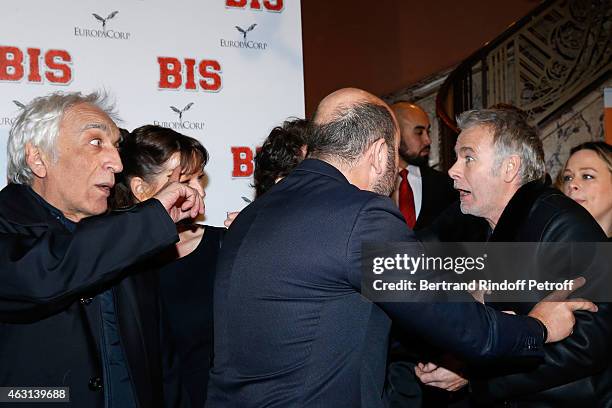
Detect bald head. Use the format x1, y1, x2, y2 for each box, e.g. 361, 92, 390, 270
308, 88, 399, 195
390, 101, 432, 167
308, 88, 398, 165
314, 88, 389, 125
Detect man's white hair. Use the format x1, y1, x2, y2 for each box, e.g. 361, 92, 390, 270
7, 91, 117, 185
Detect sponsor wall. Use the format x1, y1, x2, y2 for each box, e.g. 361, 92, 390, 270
0, 0, 304, 225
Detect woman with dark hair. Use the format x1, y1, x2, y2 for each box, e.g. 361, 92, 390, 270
252, 118, 308, 198
224, 118, 308, 227
111, 125, 223, 407
558, 141, 612, 238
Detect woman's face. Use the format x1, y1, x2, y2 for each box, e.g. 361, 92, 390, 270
562, 149, 612, 224
133, 152, 206, 202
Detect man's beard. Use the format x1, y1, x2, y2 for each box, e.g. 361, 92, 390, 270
399, 146, 429, 167
373, 146, 397, 196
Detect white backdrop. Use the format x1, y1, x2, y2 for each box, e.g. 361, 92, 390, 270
0, 0, 304, 225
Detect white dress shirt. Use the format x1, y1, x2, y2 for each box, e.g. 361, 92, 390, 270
392, 164, 422, 219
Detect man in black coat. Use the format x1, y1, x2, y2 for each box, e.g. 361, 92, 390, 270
206, 88, 593, 408
415, 108, 611, 407
0, 91, 203, 407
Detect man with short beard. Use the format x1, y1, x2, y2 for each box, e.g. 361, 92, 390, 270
206, 88, 589, 408
390, 102, 457, 230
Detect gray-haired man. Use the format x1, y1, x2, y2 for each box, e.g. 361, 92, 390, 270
416, 108, 611, 406
0, 91, 202, 407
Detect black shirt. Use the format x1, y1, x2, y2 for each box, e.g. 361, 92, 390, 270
157, 225, 224, 408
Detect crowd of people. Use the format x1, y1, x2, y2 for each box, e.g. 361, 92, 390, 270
0, 89, 610, 408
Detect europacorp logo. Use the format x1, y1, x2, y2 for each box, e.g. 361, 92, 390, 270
153, 102, 206, 130
1, 100, 25, 128
220, 23, 268, 50
74, 11, 132, 40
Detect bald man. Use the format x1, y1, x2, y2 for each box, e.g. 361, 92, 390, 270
390, 102, 457, 230
206, 88, 588, 408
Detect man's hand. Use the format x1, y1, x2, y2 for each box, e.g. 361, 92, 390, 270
528, 277, 598, 343
154, 182, 204, 223
415, 362, 468, 392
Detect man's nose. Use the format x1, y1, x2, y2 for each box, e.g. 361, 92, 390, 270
423, 130, 432, 146
448, 160, 461, 180
105, 146, 123, 174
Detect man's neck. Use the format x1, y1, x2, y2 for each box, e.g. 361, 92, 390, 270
486, 185, 521, 231
30, 180, 80, 223
320, 157, 370, 191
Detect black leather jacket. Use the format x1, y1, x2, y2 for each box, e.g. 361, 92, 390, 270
470, 181, 611, 407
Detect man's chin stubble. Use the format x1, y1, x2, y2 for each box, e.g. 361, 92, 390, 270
406, 155, 429, 167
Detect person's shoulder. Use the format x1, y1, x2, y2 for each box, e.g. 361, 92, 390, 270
355, 194, 410, 230
534, 188, 606, 241
0, 183, 46, 226
0, 183, 28, 201
536, 187, 588, 216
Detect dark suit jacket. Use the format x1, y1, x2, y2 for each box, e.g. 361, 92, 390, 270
470, 181, 611, 407
0, 184, 181, 408
206, 159, 546, 408
414, 165, 458, 231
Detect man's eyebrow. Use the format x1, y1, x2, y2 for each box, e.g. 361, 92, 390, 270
456, 146, 475, 154
80, 123, 108, 133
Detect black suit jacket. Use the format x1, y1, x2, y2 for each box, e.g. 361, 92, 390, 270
0, 184, 181, 408
470, 181, 611, 407
207, 159, 546, 408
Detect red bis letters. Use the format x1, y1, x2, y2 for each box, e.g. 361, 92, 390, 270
232, 147, 254, 177
158, 57, 222, 92
232, 146, 265, 177
226, 0, 283, 12
0, 46, 72, 84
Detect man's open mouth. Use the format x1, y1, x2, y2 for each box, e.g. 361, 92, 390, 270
455, 187, 471, 198
96, 183, 113, 195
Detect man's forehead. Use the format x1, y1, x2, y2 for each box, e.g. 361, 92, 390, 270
397, 108, 429, 128
62, 103, 117, 134
456, 126, 493, 150
64, 103, 114, 125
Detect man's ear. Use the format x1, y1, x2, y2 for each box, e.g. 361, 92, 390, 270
25, 143, 47, 178
368, 138, 387, 175
503, 155, 521, 183
129, 177, 148, 202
